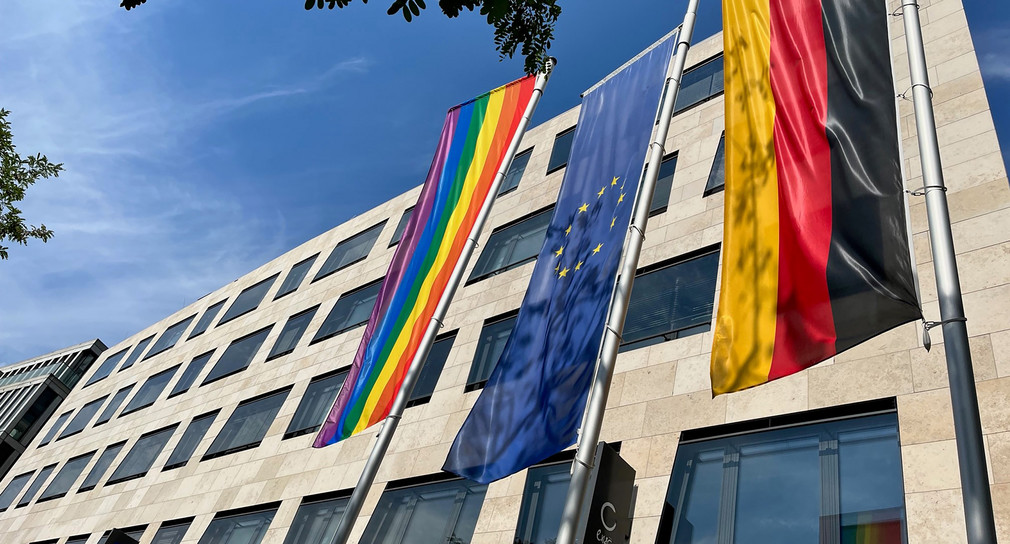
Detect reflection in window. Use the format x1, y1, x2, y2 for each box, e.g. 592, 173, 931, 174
107, 425, 178, 485
314, 221, 387, 282
275, 255, 319, 300
79, 441, 126, 492
39, 451, 96, 502
16, 463, 55, 508
468, 207, 552, 283
282, 494, 349, 544
84, 348, 129, 387
466, 312, 517, 392
218, 274, 280, 326
267, 306, 319, 360
360, 478, 487, 544
152, 518, 193, 544
203, 388, 290, 460
57, 395, 108, 440
189, 300, 226, 340
95, 385, 134, 426
0, 471, 33, 511
704, 133, 726, 196
202, 327, 273, 386
408, 331, 456, 407
198, 505, 277, 544
170, 351, 214, 397
311, 280, 383, 343
674, 55, 724, 114
164, 411, 219, 470
145, 314, 197, 359
514, 462, 572, 544
38, 411, 72, 447
120, 365, 181, 417
389, 207, 414, 247
118, 335, 155, 372
649, 153, 678, 215
285, 371, 347, 439
547, 127, 576, 173
500, 148, 532, 195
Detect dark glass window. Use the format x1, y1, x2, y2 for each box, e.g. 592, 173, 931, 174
704, 133, 726, 196
284, 371, 347, 439
407, 331, 456, 407
96, 385, 134, 426
189, 300, 226, 340
84, 348, 129, 387
10, 388, 58, 441
313, 221, 387, 282
145, 315, 197, 359
267, 306, 319, 360
66, 535, 90, 544
57, 395, 108, 440
202, 327, 273, 386
218, 274, 280, 326
107, 425, 178, 485
621, 250, 720, 352
152, 518, 193, 544
120, 365, 181, 417
0, 471, 33, 511
275, 254, 319, 300
282, 494, 349, 544
514, 461, 572, 544
674, 55, 724, 114
388, 207, 414, 247
657, 413, 906, 544
118, 335, 155, 372
547, 127, 576, 173
650, 153, 678, 215
164, 411, 219, 471
79, 442, 126, 492
16, 463, 56, 508
311, 280, 382, 343
500, 148, 532, 195
466, 312, 517, 392
360, 478, 487, 544
197, 504, 278, 544
38, 451, 96, 502
468, 206, 553, 283
203, 388, 290, 460
38, 410, 72, 447
169, 351, 214, 398
97, 526, 146, 544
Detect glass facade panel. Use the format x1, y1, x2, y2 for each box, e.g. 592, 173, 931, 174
704, 133, 726, 196
57, 395, 108, 440
16, 464, 55, 507
66, 536, 90, 544
407, 332, 455, 406
468, 207, 553, 282
38, 411, 72, 447
84, 348, 129, 387
118, 335, 155, 372
145, 315, 197, 359
282, 496, 348, 544
650, 154, 678, 215
96, 385, 134, 426
107, 425, 178, 485
121, 365, 180, 417
189, 300, 226, 339
169, 351, 214, 397
152, 520, 193, 544
514, 462, 572, 544
285, 371, 347, 439
202, 327, 272, 385
267, 306, 319, 360
39, 451, 96, 501
500, 148, 532, 195
204, 389, 290, 460
311, 280, 382, 343
0, 471, 33, 511
98, 527, 146, 544
218, 274, 279, 326
389, 208, 414, 247
275, 255, 318, 299
79, 442, 126, 492
673, 55, 724, 114
197, 507, 277, 544
165, 411, 219, 470
547, 127, 576, 172
314, 221, 387, 281
360, 478, 487, 544
466, 314, 517, 391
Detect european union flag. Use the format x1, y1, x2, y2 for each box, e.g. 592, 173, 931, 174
444, 35, 675, 484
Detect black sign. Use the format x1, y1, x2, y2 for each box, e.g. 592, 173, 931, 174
578, 442, 636, 544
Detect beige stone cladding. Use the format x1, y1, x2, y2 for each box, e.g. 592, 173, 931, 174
1, 0, 1008, 541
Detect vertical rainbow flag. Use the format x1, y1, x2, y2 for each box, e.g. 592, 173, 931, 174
313, 75, 536, 447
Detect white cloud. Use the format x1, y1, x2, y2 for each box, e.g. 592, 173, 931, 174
975, 28, 1010, 83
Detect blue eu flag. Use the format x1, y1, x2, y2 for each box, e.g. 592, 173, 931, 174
444, 35, 675, 484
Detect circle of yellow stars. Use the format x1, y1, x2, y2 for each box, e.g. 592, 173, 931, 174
553, 175, 628, 279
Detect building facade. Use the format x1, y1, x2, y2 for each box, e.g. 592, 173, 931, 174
1, 0, 1008, 542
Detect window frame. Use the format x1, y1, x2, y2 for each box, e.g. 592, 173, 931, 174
266, 305, 321, 361
168, 350, 215, 398
119, 364, 181, 418
163, 410, 220, 471
78, 441, 127, 493
83, 347, 129, 388
201, 326, 274, 387
152, 517, 194, 544
56, 395, 109, 441
38, 450, 97, 502
406, 330, 457, 408
274, 254, 320, 300
202, 386, 292, 461
499, 147, 534, 196
117, 334, 155, 372
38, 410, 72, 447
648, 152, 679, 216
188, 300, 226, 340
144, 314, 198, 360
312, 220, 388, 283
0, 470, 34, 512
197, 502, 280, 544
704, 132, 726, 197
466, 205, 554, 285
106, 424, 179, 486
282, 490, 352, 544
309, 278, 384, 344
95, 384, 135, 426
216, 273, 280, 327
283, 368, 349, 440
672, 53, 725, 115
465, 310, 519, 392
546, 126, 576, 174
388, 207, 415, 247
15, 463, 56, 508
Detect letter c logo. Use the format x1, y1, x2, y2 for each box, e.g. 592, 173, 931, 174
600, 502, 617, 532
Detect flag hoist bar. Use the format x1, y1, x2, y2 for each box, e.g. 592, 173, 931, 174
899, 1, 998, 542
553, 1, 699, 543
327, 59, 555, 544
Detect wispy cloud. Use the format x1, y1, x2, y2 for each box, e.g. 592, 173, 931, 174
976, 28, 1010, 82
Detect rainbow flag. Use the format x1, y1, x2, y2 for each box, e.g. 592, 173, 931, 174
313, 75, 537, 447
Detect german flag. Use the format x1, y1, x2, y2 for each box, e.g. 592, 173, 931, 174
711, 0, 922, 395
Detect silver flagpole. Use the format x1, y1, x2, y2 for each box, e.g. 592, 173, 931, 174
329, 59, 555, 544
898, 2, 997, 542
554, 1, 699, 542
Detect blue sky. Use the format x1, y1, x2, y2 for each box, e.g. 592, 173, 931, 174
0, 0, 1006, 364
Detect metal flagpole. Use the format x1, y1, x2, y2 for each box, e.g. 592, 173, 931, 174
898, 1, 997, 543
554, 1, 699, 542
329, 59, 555, 544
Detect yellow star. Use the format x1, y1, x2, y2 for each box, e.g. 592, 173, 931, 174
618, 192, 625, 204
554, 245, 564, 257
575, 260, 583, 271
578, 203, 589, 213
593, 243, 603, 254
610, 217, 616, 229
559, 267, 570, 278
611, 176, 619, 186
597, 186, 606, 198
565, 224, 571, 236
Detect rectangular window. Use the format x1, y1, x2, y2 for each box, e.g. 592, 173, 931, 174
275, 254, 319, 300
388, 207, 414, 247
217, 274, 280, 326
284, 370, 347, 439
79, 441, 126, 492
674, 54, 724, 114
267, 306, 320, 361
313, 221, 387, 282
0, 471, 33, 511
466, 312, 518, 392
704, 132, 726, 196
407, 331, 456, 407
98, 526, 147, 544
189, 300, 226, 340
145, 314, 197, 359
621, 249, 720, 352
120, 365, 181, 417
107, 425, 178, 485
500, 148, 532, 195
38, 410, 72, 447
152, 518, 193, 544
547, 127, 576, 173
38, 450, 96, 502
197, 503, 278, 544
57, 395, 108, 440
169, 351, 214, 398
514, 461, 573, 544
16, 463, 56, 508
95, 384, 134, 426
117, 335, 155, 372
164, 411, 219, 471
468, 206, 553, 283
649, 153, 678, 216
202, 327, 273, 386
360, 477, 487, 544
203, 387, 290, 460
310, 279, 382, 344
84, 348, 129, 387
66, 536, 90, 544
282, 492, 349, 544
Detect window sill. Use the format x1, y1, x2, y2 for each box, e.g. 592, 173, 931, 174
282, 426, 320, 441
105, 471, 148, 487
201, 441, 262, 462
311, 256, 369, 284
309, 321, 367, 346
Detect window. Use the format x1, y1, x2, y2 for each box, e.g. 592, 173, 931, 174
500, 148, 532, 195
468, 206, 553, 283
145, 314, 197, 359
57, 395, 108, 440
95, 384, 134, 426
79, 441, 126, 492
16, 463, 56, 508
621, 249, 720, 351
274, 254, 318, 300
514, 461, 572, 544
311, 280, 382, 343
0, 471, 33, 511
38, 410, 72, 447
153, 518, 193, 544
97, 526, 147, 544
674, 54, 724, 114
197, 503, 278, 544
84, 348, 129, 387
203, 388, 290, 460
284, 371, 347, 439
217, 274, 279, 326
189, 300, 226, 339
164, 411, 219, 471
313, 221, 387, 282
704, 132, 726, 196
107, 425, 178, 485
649, 153, 678, 215
66, 535, 90, 544
656, 408, 907, 544
170, 351, 214, 398
360, 477, 487, 544
38, 450, 96, 502
118, 335, 155, 372
407, 331, 456, 407
388, 207, 414, 247
120, 365, 181, 417
466, 312, 517, 392
267, 306, 319, 360
202, 327, 273, 386
547, 127, 576, 173
282, 492, 350, 544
